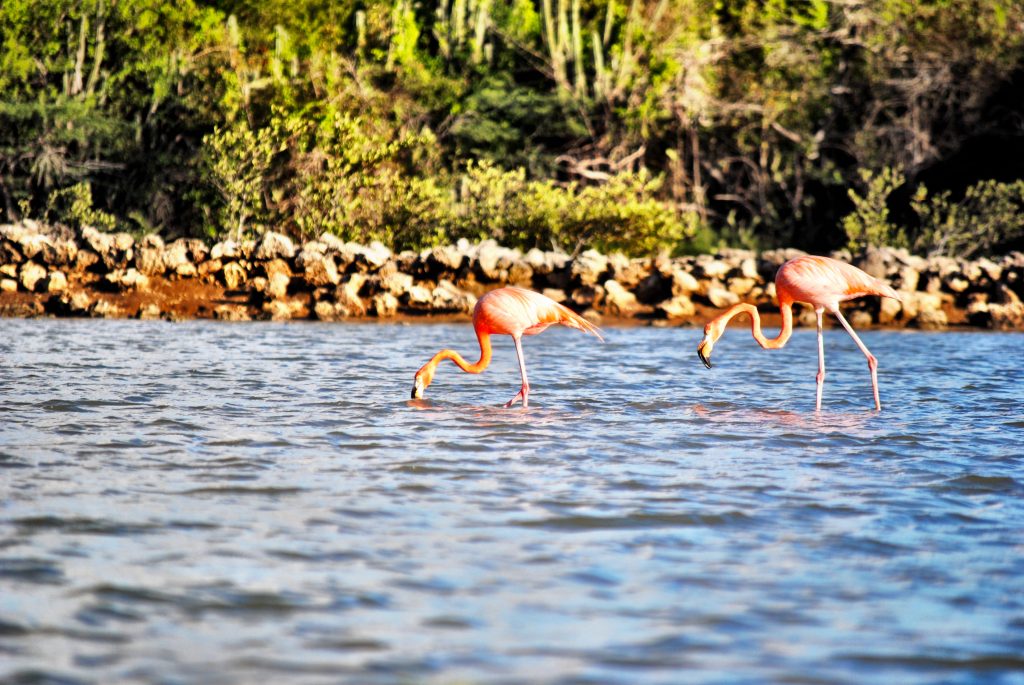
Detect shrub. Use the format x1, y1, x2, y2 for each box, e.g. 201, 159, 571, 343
43, 182, 117, 231
201, 118, 290, 240
842, 167, 1024, 258
842, 167, 908, 254
203, 112, 703, 255
911, 179, 1024, 258
451, 161, 697, 255
284, 111, 449, 250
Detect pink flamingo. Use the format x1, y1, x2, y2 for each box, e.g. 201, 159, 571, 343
696, 255, 902, 410
412, 286, 602, 407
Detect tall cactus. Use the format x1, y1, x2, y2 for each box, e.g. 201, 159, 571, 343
435, 0, 493, 65
538, 0, 649, 106
471, 0, 493, 64
541, 0, 568, 90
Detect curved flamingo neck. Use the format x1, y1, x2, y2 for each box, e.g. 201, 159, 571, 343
714, 302, 793, 350
429, 330, 493, 375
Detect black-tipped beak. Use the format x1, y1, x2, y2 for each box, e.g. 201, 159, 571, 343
697, 345, 713, 369
411, 385, 418, 399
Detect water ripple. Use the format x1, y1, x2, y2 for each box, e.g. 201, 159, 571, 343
0, 320, 1022, 685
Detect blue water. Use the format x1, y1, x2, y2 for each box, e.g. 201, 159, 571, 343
1, 319, 1022, 684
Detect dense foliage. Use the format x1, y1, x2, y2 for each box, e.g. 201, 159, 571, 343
2, 0, 1023, 256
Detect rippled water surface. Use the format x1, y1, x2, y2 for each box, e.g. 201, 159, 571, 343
1, 318, 1023, 685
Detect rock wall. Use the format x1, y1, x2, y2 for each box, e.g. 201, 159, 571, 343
2, 221, 1023, 329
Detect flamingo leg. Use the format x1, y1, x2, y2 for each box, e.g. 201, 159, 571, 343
815, 307, 825, 411
832, 309, 881, 411
504, 336, 530, 408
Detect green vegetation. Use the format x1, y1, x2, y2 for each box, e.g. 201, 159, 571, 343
845, 168, 1024, 259
2, 0, 1023, 256
842, 167, 908, 256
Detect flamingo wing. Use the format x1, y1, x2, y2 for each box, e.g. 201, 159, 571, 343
476, 287, 603, 340
778, 256, 901, 308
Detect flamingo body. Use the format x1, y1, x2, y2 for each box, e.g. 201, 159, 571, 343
697, 255, 902, 410
775, 255, 900, 311
412, 286, 602, 407
474, 287, 592, 338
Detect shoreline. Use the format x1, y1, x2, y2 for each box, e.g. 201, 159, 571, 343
2, 221, 1022, 331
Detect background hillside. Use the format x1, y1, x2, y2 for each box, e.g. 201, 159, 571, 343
2, 0, 1023, 256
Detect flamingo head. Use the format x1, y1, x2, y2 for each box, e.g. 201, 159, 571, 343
696, 322, 722, 369
411, 365, 434, 399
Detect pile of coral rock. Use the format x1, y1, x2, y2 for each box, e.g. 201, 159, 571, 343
1, 221, 1022, 329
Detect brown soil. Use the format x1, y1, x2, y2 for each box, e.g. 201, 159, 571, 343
0, 278, 976, 330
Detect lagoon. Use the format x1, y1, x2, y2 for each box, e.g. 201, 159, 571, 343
1, 319, 1022, 684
